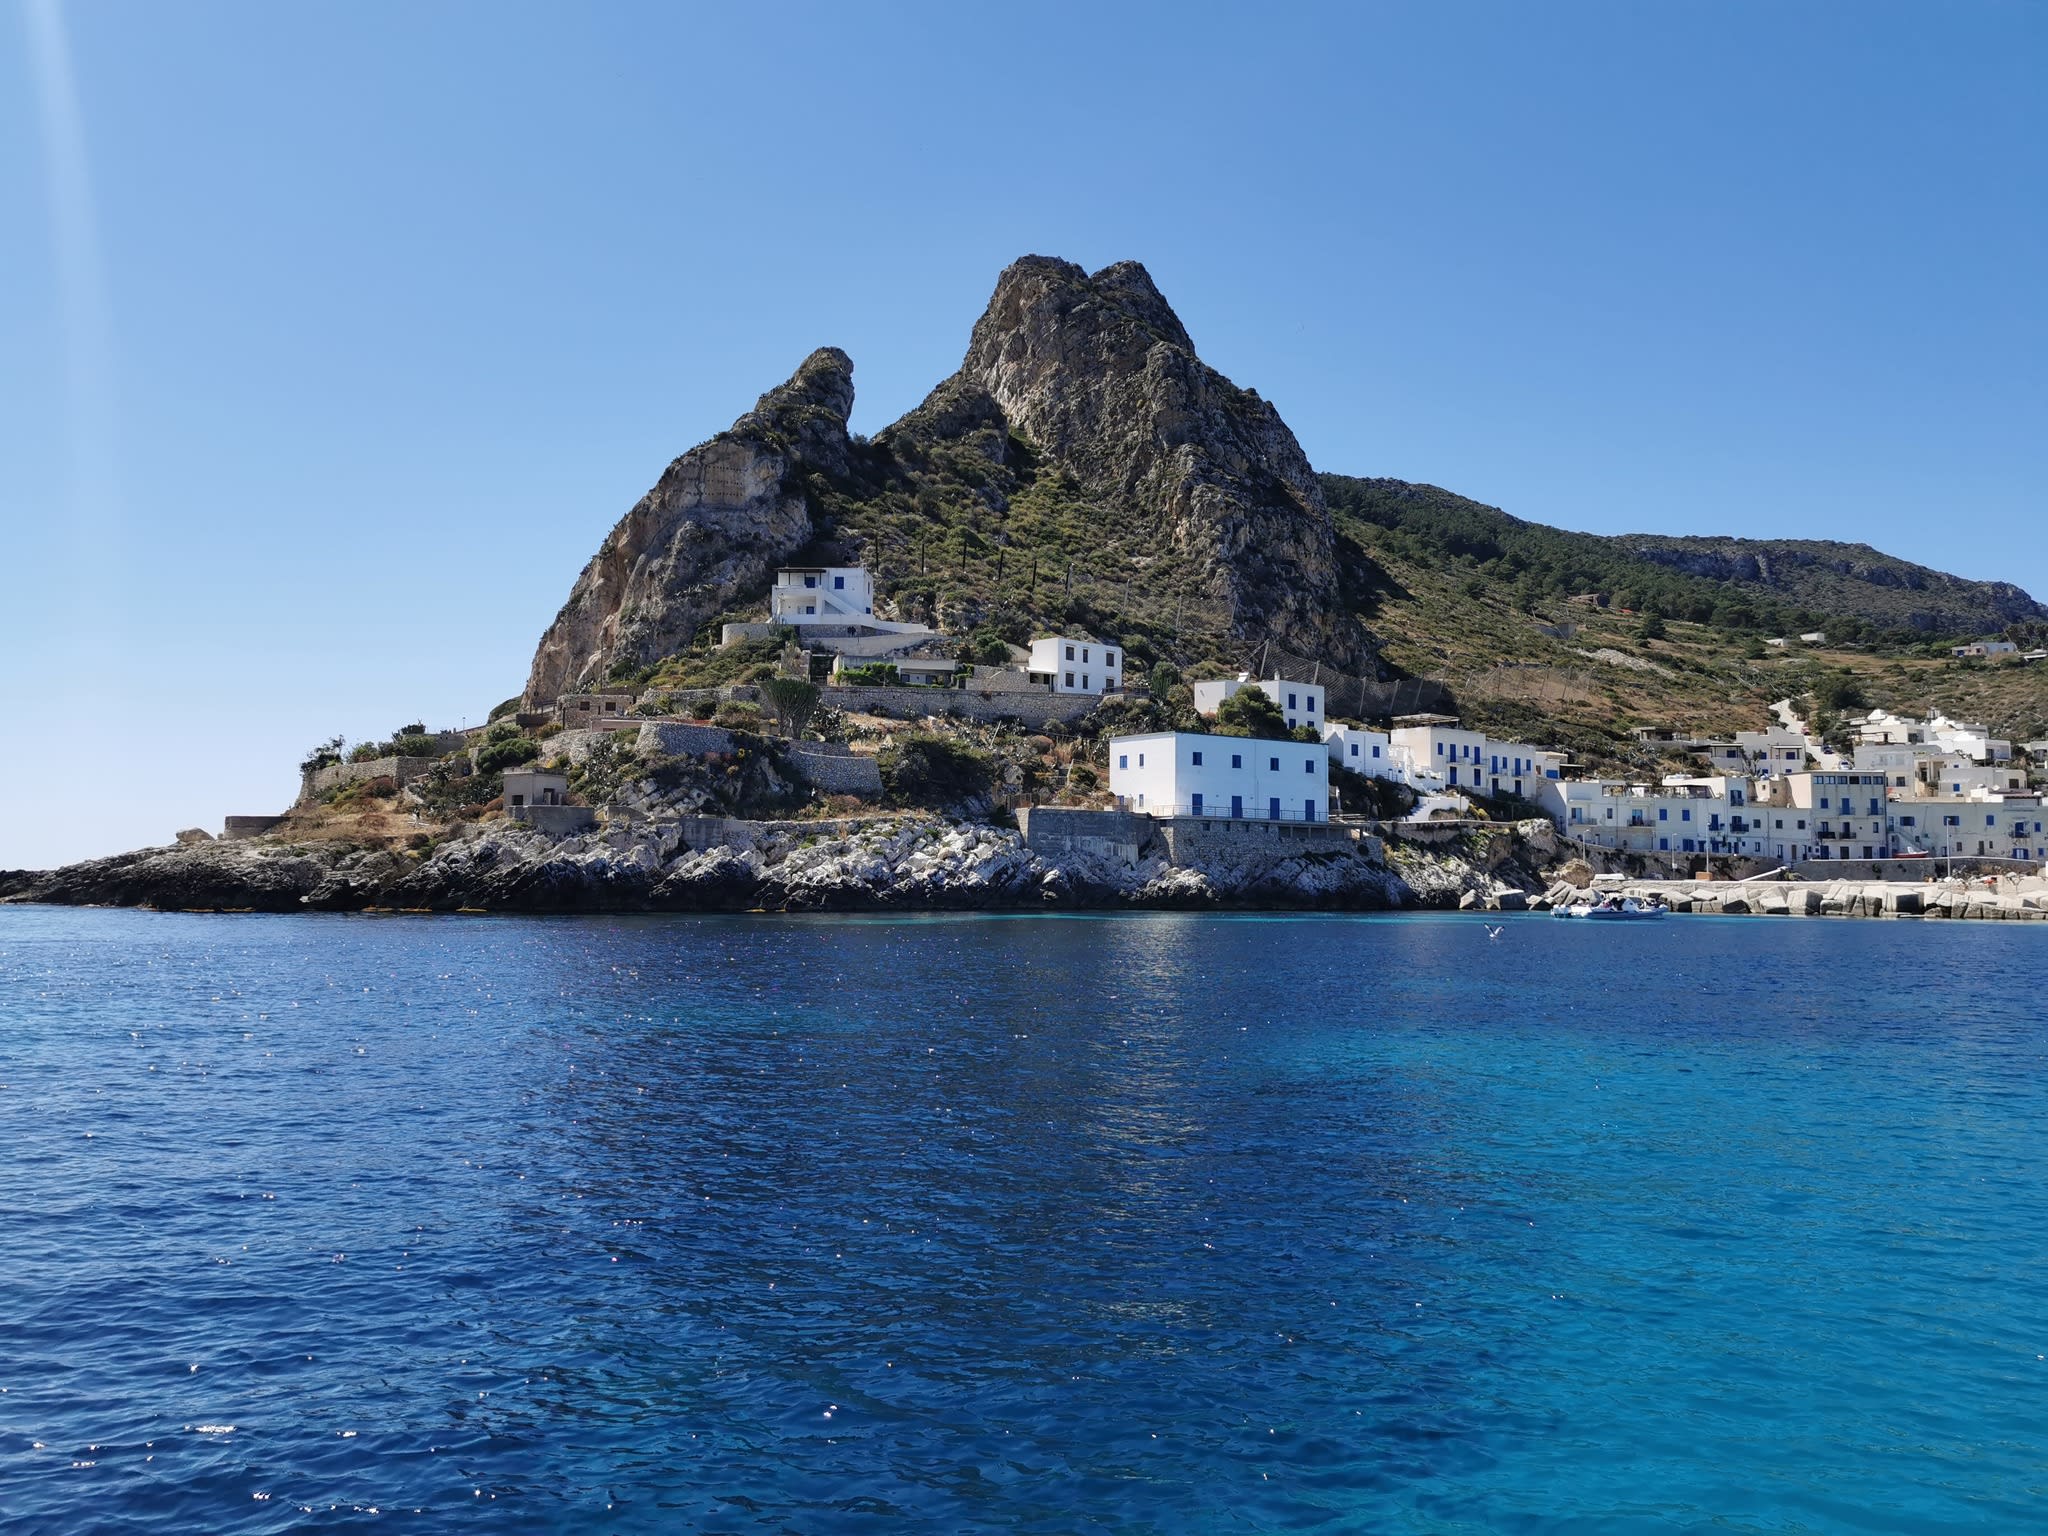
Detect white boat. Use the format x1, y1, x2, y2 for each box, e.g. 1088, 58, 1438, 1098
1552, 896, 1669, 920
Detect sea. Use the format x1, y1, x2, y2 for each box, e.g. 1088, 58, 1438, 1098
1, 906, 2044, 1533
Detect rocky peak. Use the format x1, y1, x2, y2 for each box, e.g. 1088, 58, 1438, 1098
521, 349, 853, 705
939, 256, 1370, 670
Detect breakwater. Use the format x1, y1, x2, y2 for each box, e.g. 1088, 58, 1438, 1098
1545, 872, 2048, 920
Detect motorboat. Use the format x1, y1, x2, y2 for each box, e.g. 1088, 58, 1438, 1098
1552, 895, 1669, 920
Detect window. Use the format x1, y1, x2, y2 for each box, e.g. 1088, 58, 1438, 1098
1268, 757, 1279, 771
1303, 759, 1314, 773
1192, 751, 1203, 766
1064, 672, 1074, 687
804, 574, 817, 588
1819, 796, 1830, 809
1082, 649, 1091, 663
1105, 651, 1116, 667
1658, 837, 1668, 851
1307, 696, 1317, 713
511, 794, 526, 807
1118, 754, 1128, 769
1900, 816, 1916, 827
1681, 809, 1692, 822
1082, 676, 1090, 690
1658, 808, 1668, 821
1231, 753, 1242, 769
833, 575, 844, 589
1288, 693, 1298, 710
1372, 746, 1380, 758
805, 604, 816, 615
1350, 743, 1360, 757
1137, 753, 1145, 767
1065, 645, 1075, 661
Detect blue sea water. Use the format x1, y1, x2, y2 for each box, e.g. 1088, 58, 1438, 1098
1, 908, 2044, 1533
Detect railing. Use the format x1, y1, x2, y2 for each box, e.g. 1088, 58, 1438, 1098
1121, 800, 1331, 825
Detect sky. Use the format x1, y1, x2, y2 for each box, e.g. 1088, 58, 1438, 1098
2, 1, 2042, 870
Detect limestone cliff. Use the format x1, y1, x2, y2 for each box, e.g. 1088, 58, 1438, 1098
524, 257, 1380, 705
522, 348, 855, 705
936, 256, 1370, 668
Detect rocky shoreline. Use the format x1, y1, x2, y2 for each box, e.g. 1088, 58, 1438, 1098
0, 816, 1552, 917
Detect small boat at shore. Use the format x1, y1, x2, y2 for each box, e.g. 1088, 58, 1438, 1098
1553, 896, 1669, 920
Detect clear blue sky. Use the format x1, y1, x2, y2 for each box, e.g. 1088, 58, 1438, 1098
3, 1, 2042, 869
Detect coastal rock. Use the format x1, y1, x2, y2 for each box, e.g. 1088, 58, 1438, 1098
523, 348, 857, 705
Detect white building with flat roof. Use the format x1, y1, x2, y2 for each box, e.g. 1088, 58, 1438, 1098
1027, 636, 1122, 695
1191, 675, 1324, 731
1109, 731, 1328, 823
1323, 723, 1398, 779
771, 565, 875, 625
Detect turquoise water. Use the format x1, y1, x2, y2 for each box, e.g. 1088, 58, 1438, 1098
1, 907, 2044, 1532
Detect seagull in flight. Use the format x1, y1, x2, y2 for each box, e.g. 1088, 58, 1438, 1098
1485, 925, 1504, 940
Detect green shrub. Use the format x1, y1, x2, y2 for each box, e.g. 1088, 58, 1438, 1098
760, 677, 821, 736
713, 701, 764, 731
878, 734, 993, 807
838, 662, 900, 686
1213, 685, 1290, 740
388, 732, 439, 758
475, 735, 541, 773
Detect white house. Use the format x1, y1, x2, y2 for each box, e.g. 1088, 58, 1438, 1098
1799, 631, 1828, 645
1027, 636, 1122, 695
1952, 640, 2019, 659
1755, 771, 1893, 863
1542, 775, 1764, 859
1323, 723, 1399, 779
503, 768, 569, 809
771, 566, 875, 625
1891, 789, 2045, 862
1388, 720, 1491, 792
1109, 731, 1329, 823
1191, 675, 1324, 731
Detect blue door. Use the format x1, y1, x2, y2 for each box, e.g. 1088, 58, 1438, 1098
1268, 797, 1280, 821
1191, 792, 1203, 816
1230, 794, 1242, 819
1305, 799, 1316, 821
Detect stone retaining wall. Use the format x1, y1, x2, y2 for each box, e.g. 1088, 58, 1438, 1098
1157, 816, 1364, 863
1017, 807, 1156, 863
301, 755, 443, 803
786, 746, 883, 795
510, 804, 598, 836
822, 684, 1097, 727
221, 815, 285, 840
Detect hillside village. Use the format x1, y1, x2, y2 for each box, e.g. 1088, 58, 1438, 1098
234, 555, 2048, 893
12, 254, 2048, 914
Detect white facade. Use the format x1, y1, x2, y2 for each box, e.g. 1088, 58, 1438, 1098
1389, 722, 1491, 793
1191, 675, 1324, 731
771, 566, 875, 624
503, 769, 569, 809
1109, 731, 1328, 823
1755, 771, 1893, 863
1545, 775, 1764, 858
1028, 636, 1122, 695
1891, 791, 2046, 861
1953, 640, 2019, 658
1323, 724, 1398, 779
1799, 631, 1828, 644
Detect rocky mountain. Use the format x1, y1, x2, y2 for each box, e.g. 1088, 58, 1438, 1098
526, 255, 2039, 710
524, 257, 1374, 703
1324, 476, 2045, 640
1610, 535, 2046, 635
524, 348, 856, 705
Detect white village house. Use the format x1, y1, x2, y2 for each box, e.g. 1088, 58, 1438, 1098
1027, 636, 1123, 695
1109, 732, 1329, 823
771, 565, 876, 625
1191, 675, 1324, 732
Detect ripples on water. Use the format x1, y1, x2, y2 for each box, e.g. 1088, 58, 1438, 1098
1, 908, 2044, 1532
